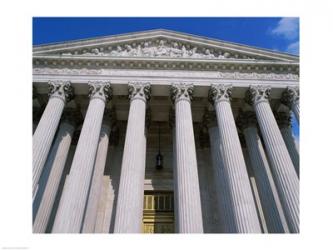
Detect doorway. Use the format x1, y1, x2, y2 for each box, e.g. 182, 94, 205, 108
142, 191, 174, 233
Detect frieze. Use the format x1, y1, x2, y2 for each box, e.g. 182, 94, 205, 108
58, 39, 256, 60
33, 67, 299, 81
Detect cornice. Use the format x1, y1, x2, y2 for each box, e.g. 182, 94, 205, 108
33, 56, 299, 75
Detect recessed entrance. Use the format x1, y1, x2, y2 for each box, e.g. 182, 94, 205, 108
142, 191, 174, 233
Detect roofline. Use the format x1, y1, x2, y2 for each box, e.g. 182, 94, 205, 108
33, 28, 299, 61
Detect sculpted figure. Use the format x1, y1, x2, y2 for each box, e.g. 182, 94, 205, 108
223, 52, 231, 58
155, 39, 169, 56
181, 45, 189, 57
170, 42, 182, 57
204, 49, 215, 59
136, 44, 143, 57
91, 48, 100, 55
190, 47, 200, 58
217, 51, 225, 59
142, 41, 154, 56
125, 44, 136, 56
110, 45, 123, 56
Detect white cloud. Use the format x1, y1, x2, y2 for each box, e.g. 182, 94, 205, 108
271, 17, 299, 40
286, 41, 299, 55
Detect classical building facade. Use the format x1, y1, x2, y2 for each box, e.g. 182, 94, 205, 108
32, 29, 299, 233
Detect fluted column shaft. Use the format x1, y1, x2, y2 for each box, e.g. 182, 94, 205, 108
281, 128, 299, 176
33, 118, 76, 233
275, 112, 299, 177
82, 124, 111, 233
237, 111, 289, 233
246, 85, 299, 233
170, 83, 203, 233
169, 110, 179, 231
33, 81, 73, 198
52, 82, 112, 233
113, 82, 151, 233
207, 125, 235, 232
208, 84, 261, 233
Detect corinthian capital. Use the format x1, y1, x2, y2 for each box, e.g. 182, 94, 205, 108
208, 84, 232, 105
281, 86, 299, 108
245, 85, 271, 105
236, 110, 257, 130
48, 80, 74, 103
170, 83, 194, 104
128, 82, 151, 102
88, 81, 112, 102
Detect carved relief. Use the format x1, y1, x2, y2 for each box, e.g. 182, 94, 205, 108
219, 72, 299, 80
48, 80, 74, 102
59, 39, 258, 60
208, 84, 232, 104
245, 85, 271, 105
88, 81, 112, 102
33, 67, 299, 81
170, 83, 194, 103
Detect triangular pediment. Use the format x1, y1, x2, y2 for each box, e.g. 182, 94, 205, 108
33, 29, 298, 62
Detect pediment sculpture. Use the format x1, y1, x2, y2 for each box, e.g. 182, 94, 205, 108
61, 39, 245, 60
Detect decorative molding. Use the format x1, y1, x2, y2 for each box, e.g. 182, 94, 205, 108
48, 80, 74, 102
32, 62, 299, 77
88, 81, 112, 102
208, 84, 232, 104
170, 83, 194, 104
245, 85, 271, 106
128, 82, 151, 102
55, 38, 258, 60
280, 86, 299, 108
219, 72, 298, 80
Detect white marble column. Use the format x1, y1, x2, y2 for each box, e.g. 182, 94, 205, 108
82, 116, 112, 233
237, 111, 289, 233
33, 110, 79, 233
33, 81, 74, 198
170, 83, 203, 233
281, 86, 299, 124
169, 108, 179, 232
275, 111, 299, 177
52, 82, 112, 233
245, 85, 299, 233
113, 82, 151, 233
204, 111, 235, 233
208, 84, 261, 233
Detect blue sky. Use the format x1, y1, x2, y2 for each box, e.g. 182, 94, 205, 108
33, 17, 299, 55
33, 17, 299, 138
